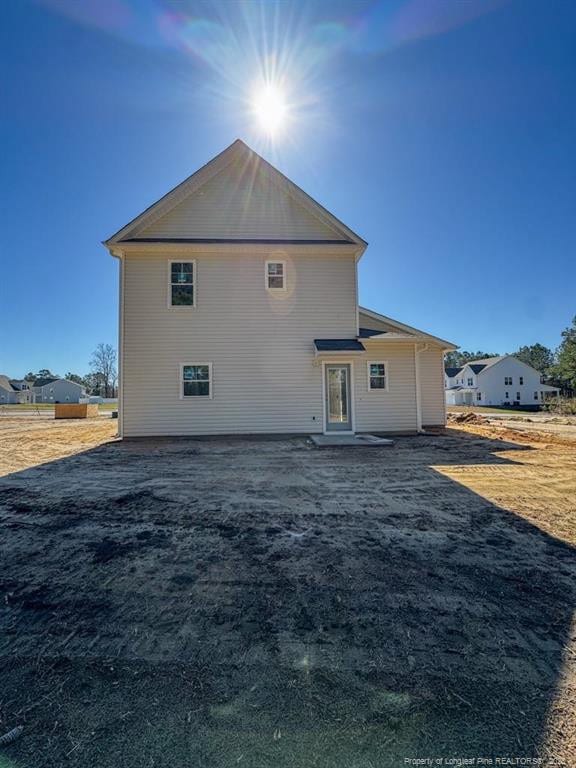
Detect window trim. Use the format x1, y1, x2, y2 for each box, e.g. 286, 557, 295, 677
179, 362, 213, 400
168, 259, 196, 308
367, 360, 388, 392
265, 259, 287, 292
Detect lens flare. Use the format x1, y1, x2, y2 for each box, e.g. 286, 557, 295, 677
252, 84, 288, 136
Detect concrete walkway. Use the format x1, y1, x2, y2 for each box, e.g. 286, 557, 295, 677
310, 433, 394, 448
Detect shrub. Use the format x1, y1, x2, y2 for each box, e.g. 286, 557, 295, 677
544, 397, 576, 415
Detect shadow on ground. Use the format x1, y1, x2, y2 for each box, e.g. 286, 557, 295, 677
0, 430, 574, 766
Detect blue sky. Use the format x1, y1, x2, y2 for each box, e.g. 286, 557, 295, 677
1, 0, 575, 377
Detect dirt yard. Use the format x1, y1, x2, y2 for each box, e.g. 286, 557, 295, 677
0, 416, 575, 767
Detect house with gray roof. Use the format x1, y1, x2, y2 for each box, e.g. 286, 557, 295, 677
445, 356, 559, 407
0, 376, 33, 404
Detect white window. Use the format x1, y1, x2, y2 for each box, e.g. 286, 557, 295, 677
467, 377, 473, 386
181, 364, 212, 398
477, 392, 482, 401
505, 391, 509, 399
170, 261, 195, 306
516, 392, 520, 401
505, 376, 513, 386
266, 261, 286, 291
367, 362, 387, 390
519, 376, 523, 385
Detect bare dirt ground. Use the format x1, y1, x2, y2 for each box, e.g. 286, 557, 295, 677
0, 417, 575, 767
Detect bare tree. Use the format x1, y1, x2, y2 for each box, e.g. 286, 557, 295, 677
90, 343, 117, 398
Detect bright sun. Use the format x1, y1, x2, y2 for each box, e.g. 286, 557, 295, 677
252, 84, 288, 135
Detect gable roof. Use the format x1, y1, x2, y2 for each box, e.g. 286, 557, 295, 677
104, 140, 366, 250
461, 356, 507, 375
33, 377, 58, 388
0, 375, 15, 392
445, 367, 463, 378
358, 307, 457, 350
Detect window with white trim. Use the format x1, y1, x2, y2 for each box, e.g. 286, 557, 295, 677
467, 377, 473, 386
516, 392, 520, 401
519, 376, 523, 385
368, 362, 387, 390
266, 261, 285, 291
170, 262, 195, 306
505, 376, 512, 386
181, 364, 211, 398
505, 391, 509, 399
477, 392, 482, 401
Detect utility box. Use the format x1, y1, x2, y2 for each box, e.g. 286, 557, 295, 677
55, 403, 99, 419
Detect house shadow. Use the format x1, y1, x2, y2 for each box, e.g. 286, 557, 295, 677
0, 429, 574, 767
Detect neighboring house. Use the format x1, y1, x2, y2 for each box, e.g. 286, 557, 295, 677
31, 378, 86, 403
445, 356, 559, 406
0, 376, 33, 404
104, 139, 456, 438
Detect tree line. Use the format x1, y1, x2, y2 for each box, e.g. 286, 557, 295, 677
445, 316, 576, 394
25, 343, 118, 398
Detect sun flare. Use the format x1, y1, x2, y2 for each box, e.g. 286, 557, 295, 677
252, 84, 288, 136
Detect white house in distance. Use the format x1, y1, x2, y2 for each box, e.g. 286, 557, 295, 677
104, 139, 456, 438
445, 356, 559, 407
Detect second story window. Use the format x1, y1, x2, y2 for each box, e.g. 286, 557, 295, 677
505, 376, 512, 386
519, 376, 524, 385
467, 377, 473, 386
170, 261, 195, 306
266, 261, 286, 291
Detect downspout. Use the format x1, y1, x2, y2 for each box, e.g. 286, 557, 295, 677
414, 343, 428, 433
110, 247, 124, 439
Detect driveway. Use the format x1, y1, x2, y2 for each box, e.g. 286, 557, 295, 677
0, 419, 574, 766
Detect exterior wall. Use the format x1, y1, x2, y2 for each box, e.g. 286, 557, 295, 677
358, 311, 406, 335
34, 380, 84, 404
139, 161, 341, 241
122, 250, 358, 436
354, 342, 418, 433
0, 387, 16, 404
419, 346, 446, 426
475, 359, 544, 406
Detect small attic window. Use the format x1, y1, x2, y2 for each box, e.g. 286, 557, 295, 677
266, 261, 286, 291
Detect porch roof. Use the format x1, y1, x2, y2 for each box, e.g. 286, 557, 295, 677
314, 339, 366, 353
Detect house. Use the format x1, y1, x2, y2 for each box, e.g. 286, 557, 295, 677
31, 377, 86, 403
0, 377, 33, 404
445, 356, 559, 407
104, 139, 456, 438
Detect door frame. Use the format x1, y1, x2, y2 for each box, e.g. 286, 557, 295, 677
321, 360, 355, 435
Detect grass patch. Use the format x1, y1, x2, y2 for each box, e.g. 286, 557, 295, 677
448, 405, 539, 415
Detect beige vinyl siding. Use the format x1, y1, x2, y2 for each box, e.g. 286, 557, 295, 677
122, 251, 357, 436
139, 161, 343, 242
354, 343, 418, 433
358, 310, 413, 335
420, 346, 446, 426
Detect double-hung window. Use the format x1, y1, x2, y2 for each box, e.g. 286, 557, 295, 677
368, 362, 387, 390
170, 261, 195, 306
181, 364, 212, 398
505, 376, 513, 386
467, 377, 473, 386
266, 261, 286, 291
